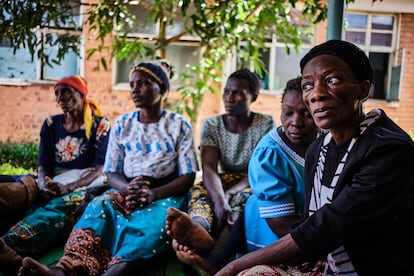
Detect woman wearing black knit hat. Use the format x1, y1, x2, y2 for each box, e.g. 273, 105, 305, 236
216, 40, 414, 276
18, 60, 199, 275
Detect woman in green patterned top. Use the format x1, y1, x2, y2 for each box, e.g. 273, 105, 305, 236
166, 68, 275, 257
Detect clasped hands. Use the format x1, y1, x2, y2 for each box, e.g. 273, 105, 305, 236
39, 176, 71, 201
110, 176, 154, 214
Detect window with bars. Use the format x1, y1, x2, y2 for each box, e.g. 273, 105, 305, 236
250, 40, 311, 95
0, 2, 81, 82
344, 12, 402, 100
113, 2, 200, 90
234, 9, 313, 95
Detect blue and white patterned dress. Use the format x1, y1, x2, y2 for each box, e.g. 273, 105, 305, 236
59, 110, 198, 274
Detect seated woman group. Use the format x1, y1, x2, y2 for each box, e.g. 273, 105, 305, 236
6, 45, 401, 276
166, 76, 320, 275
2, 65, 320, 275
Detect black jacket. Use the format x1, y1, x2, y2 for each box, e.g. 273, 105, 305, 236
291, 110, 414, 276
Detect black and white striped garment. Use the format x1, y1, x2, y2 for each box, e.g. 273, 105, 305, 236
308, 109, 381, 275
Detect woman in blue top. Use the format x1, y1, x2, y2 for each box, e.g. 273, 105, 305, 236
18, 60, 199, 275
245, 76, 319, 252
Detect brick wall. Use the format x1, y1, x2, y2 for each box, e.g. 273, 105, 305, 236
1, 13, 414, 144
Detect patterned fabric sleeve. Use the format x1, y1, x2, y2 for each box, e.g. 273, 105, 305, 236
103, 114, 127, 174
176, 117, 199, 176
199, 116, 220, 148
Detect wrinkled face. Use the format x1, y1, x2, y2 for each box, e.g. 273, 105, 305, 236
281, 89, 318, 145
222, 77, 253, 116
301, 54, 369, 130
129, 70, 163, 108
54, 84, 84, 113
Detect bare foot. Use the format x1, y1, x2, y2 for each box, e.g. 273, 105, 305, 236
166, 207, 214, 252
0, 237, 22, 273
173, 239, 214, 276
18, 257, 65, 276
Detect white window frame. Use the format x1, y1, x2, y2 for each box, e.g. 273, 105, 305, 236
112, 3, 201, 90
344, 11, 400, 101
226, 35, 313, 96
0, 3, 83, 86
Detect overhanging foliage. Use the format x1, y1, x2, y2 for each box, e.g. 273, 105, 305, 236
0, 0, 361, 124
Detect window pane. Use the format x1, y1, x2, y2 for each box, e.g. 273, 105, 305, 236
167, 16, 184, 37
166, 5, 196, 38
346, 14, 367, 28
369, 52, 389, 99
115, 44, 200, 85
274, 46, 305, 90
116, 59, 134, 83
43, 33, 79, 79
345, 31, 366, 44
70, 1, 81, 27
166, 45, 199, 87
372, 15, 393, 30
0, 46, 36, 79
46, 1, 81, 28
371, 32, 392, 46
258, 49, 270, 90
44, 49, 79, 79
122, 3, 157, 35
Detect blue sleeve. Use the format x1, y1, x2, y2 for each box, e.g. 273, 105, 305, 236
248, 137, 298, 218
177, 119, 199, 175
103, 118, 126, 174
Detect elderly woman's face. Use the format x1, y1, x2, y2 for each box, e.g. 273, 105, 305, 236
54, 84, 84, 113
301, 54, 369, 130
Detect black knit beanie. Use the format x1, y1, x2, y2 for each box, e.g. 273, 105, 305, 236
130, 60, 174, 92
300, 40, 374, 82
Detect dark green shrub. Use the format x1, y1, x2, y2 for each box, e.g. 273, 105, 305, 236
0, 141, 38, 171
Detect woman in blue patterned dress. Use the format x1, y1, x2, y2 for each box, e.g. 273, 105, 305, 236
0, 75, 110, 274
18, 60, 199, 275
166, 69, 275, 259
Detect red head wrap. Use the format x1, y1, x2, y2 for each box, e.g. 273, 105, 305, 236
54, 75, 102, 139
54, 75, 88, 102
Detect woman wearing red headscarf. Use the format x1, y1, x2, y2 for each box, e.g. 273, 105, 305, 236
0, 75, 110, 275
